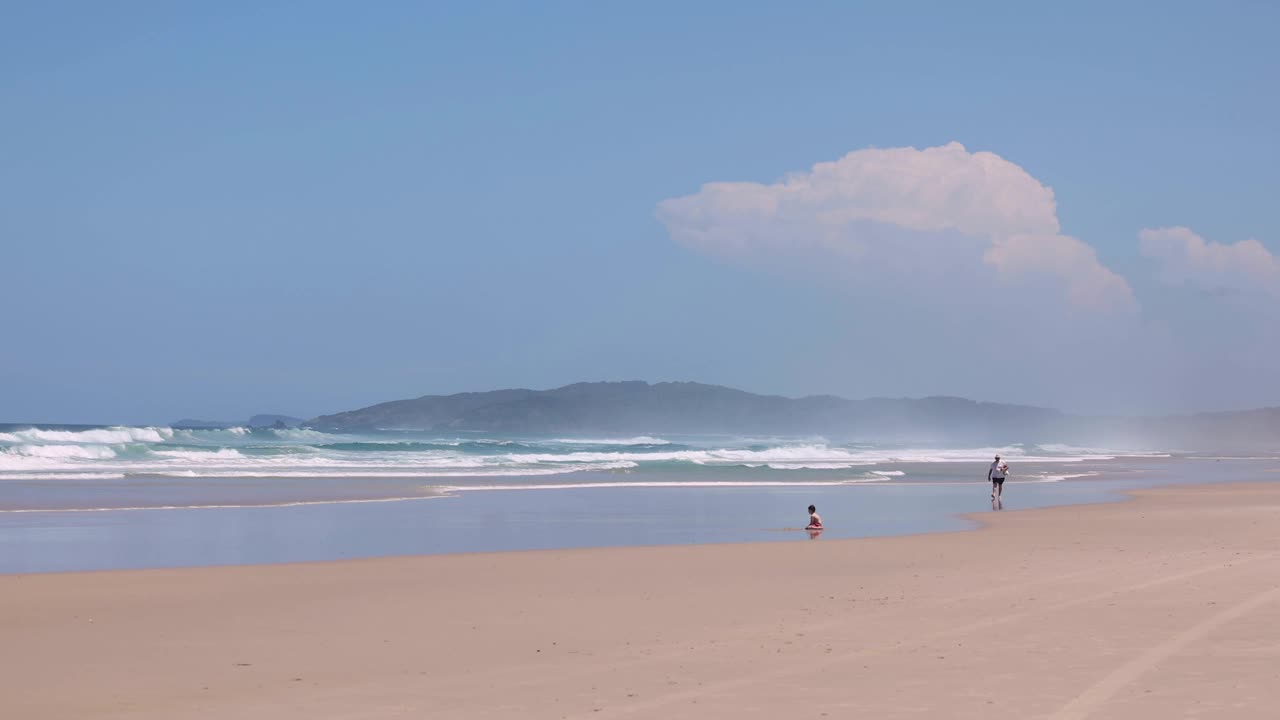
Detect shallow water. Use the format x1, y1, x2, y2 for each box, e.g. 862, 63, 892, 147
0, 451, 1274, 573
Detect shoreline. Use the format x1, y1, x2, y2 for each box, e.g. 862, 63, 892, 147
0, 471, 1100, 515
5, 479, 1280, 718
0, 473, 1159, 575
2, 464, 1272, 575
1, 480, 1123, 578
2, 479, 1280, 712
2, 472, 1264, 580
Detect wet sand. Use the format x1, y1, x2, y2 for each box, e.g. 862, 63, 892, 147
3, 481, 1280, 719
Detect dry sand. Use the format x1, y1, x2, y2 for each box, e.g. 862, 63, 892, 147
4, 481, 1280, 719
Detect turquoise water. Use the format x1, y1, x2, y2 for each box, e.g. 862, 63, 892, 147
0, 425, 1274, 572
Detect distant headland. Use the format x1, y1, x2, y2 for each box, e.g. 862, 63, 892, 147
303, 381, 1280, 450
173, 414, 305, 430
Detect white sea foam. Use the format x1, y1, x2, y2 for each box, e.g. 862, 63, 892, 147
150, 448, 244, 460
0, 454, 55, 471
159, 465, 632, 478
1034, 471, 1100, 482
434, 477, 888, 492
1035, 443, 1109, 454
0, 426, 173, 445
1035, 443, 1168, 458
2, 444, 118, 460
2, 460, 640, 480
0, 472, 128, 481
269, 428, 337, 442
551, 436, 672, 446
0, 494, 454, 514
497, 444, 875, 467
171, 426, 342, 444
178, 426, 251, 440
0, 424, 1158, 496
846, 447, 1121, 463
750, 462, 868, 470
1186, 455, 1280, 460
490, 444, 1119, 467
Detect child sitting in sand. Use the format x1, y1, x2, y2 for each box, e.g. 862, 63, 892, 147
806, 504, 823, 530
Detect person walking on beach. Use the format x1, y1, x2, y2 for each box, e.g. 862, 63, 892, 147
988, 455, 1008, 500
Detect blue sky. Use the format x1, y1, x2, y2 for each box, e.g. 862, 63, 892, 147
3, 1, 1278, 423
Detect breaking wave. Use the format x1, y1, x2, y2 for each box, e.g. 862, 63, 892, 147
1, 425, 1154, 491
550, 436, 672, 446
0, 426, 173, 445
4, 443, 119, 460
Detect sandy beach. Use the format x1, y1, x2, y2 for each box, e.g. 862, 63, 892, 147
4, 481, 1280, 719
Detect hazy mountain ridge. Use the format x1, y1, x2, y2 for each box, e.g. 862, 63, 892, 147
307, 381, 1280, 450
308, 381, 1068, 443
173, 414, 305, 430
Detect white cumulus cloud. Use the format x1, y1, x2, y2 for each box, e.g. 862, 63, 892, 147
656, 142, 1135, 312
1139, 226, 1280, 297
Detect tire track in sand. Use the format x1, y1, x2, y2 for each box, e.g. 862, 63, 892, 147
1047, 583, 1280, 720
605, 553, 1279, 718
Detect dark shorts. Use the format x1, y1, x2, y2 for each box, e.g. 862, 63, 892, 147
992, 477, 1005, 485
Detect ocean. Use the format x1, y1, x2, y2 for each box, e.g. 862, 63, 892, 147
1, 424, 1274, 572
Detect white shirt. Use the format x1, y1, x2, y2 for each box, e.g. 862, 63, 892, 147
989, 460, 1006, 480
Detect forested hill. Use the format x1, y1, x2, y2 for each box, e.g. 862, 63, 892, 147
308, 381, 1063, 443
